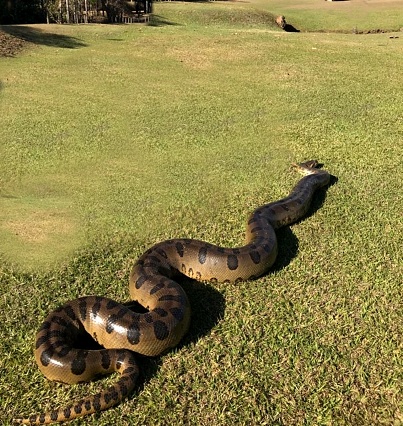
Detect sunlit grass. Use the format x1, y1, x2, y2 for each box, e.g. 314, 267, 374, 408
255, 0, 403, 32
0, 2, 402, 425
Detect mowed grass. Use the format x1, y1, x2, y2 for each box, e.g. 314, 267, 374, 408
0, 1, 402, 425
261, 0, 403, 32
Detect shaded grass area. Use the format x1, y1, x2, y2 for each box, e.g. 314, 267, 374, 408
0, 24, 87, 48
0, 24, 87, 57
1, 2, 402, 425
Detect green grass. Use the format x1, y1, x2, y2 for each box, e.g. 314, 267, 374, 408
1, 1, 403, 425
257, 0, 403, 32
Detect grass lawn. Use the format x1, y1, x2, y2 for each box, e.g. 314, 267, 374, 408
0, 1, 402, 424
263, 0, 403, 32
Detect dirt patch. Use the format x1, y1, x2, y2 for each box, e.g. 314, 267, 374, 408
5, 216, 73, 243
0, 194, 84, 269
3, 209, 75, 243
0, 30, 30, 57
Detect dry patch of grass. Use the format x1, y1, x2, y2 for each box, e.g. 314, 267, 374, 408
167, 36, 265, 70
0, 196, 82, 268
168, 45, 213, 70
3, 210, 74, 243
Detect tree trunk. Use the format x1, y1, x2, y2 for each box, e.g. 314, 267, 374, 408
65, 0, 70, 23
84, 0, 88, 23
58, 0, 62, 23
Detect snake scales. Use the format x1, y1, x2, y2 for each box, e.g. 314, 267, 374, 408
15, 160, 330, 424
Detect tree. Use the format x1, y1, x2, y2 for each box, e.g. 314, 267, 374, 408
0, 0, 46, 24
0, 0, 151, 25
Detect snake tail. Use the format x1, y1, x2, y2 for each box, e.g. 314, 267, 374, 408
14, 344, 139, 424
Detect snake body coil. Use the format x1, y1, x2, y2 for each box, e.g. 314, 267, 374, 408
15, 160, 330, 424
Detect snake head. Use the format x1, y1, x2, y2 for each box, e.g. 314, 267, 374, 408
291, 160, 317, 173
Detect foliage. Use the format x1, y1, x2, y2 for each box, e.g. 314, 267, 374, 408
0, 0, 147, 24
0, 0, 46, 24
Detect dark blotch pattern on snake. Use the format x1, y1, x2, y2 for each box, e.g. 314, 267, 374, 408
14, 160, 331, 424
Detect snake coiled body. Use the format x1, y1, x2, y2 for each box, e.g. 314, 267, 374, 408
15, 160, 330, 424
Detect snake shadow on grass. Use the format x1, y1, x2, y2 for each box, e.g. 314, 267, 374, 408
100, 173, 337, 404
71, 277, 226, 404
14, 163, 337, 423
269, 172, 337, 272
75, 172, 337, 407
139, 276, 226, 392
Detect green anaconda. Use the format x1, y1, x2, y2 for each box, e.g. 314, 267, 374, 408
15, 160, 331, 424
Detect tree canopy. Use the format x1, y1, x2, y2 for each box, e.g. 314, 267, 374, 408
0, 0, 151, 25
